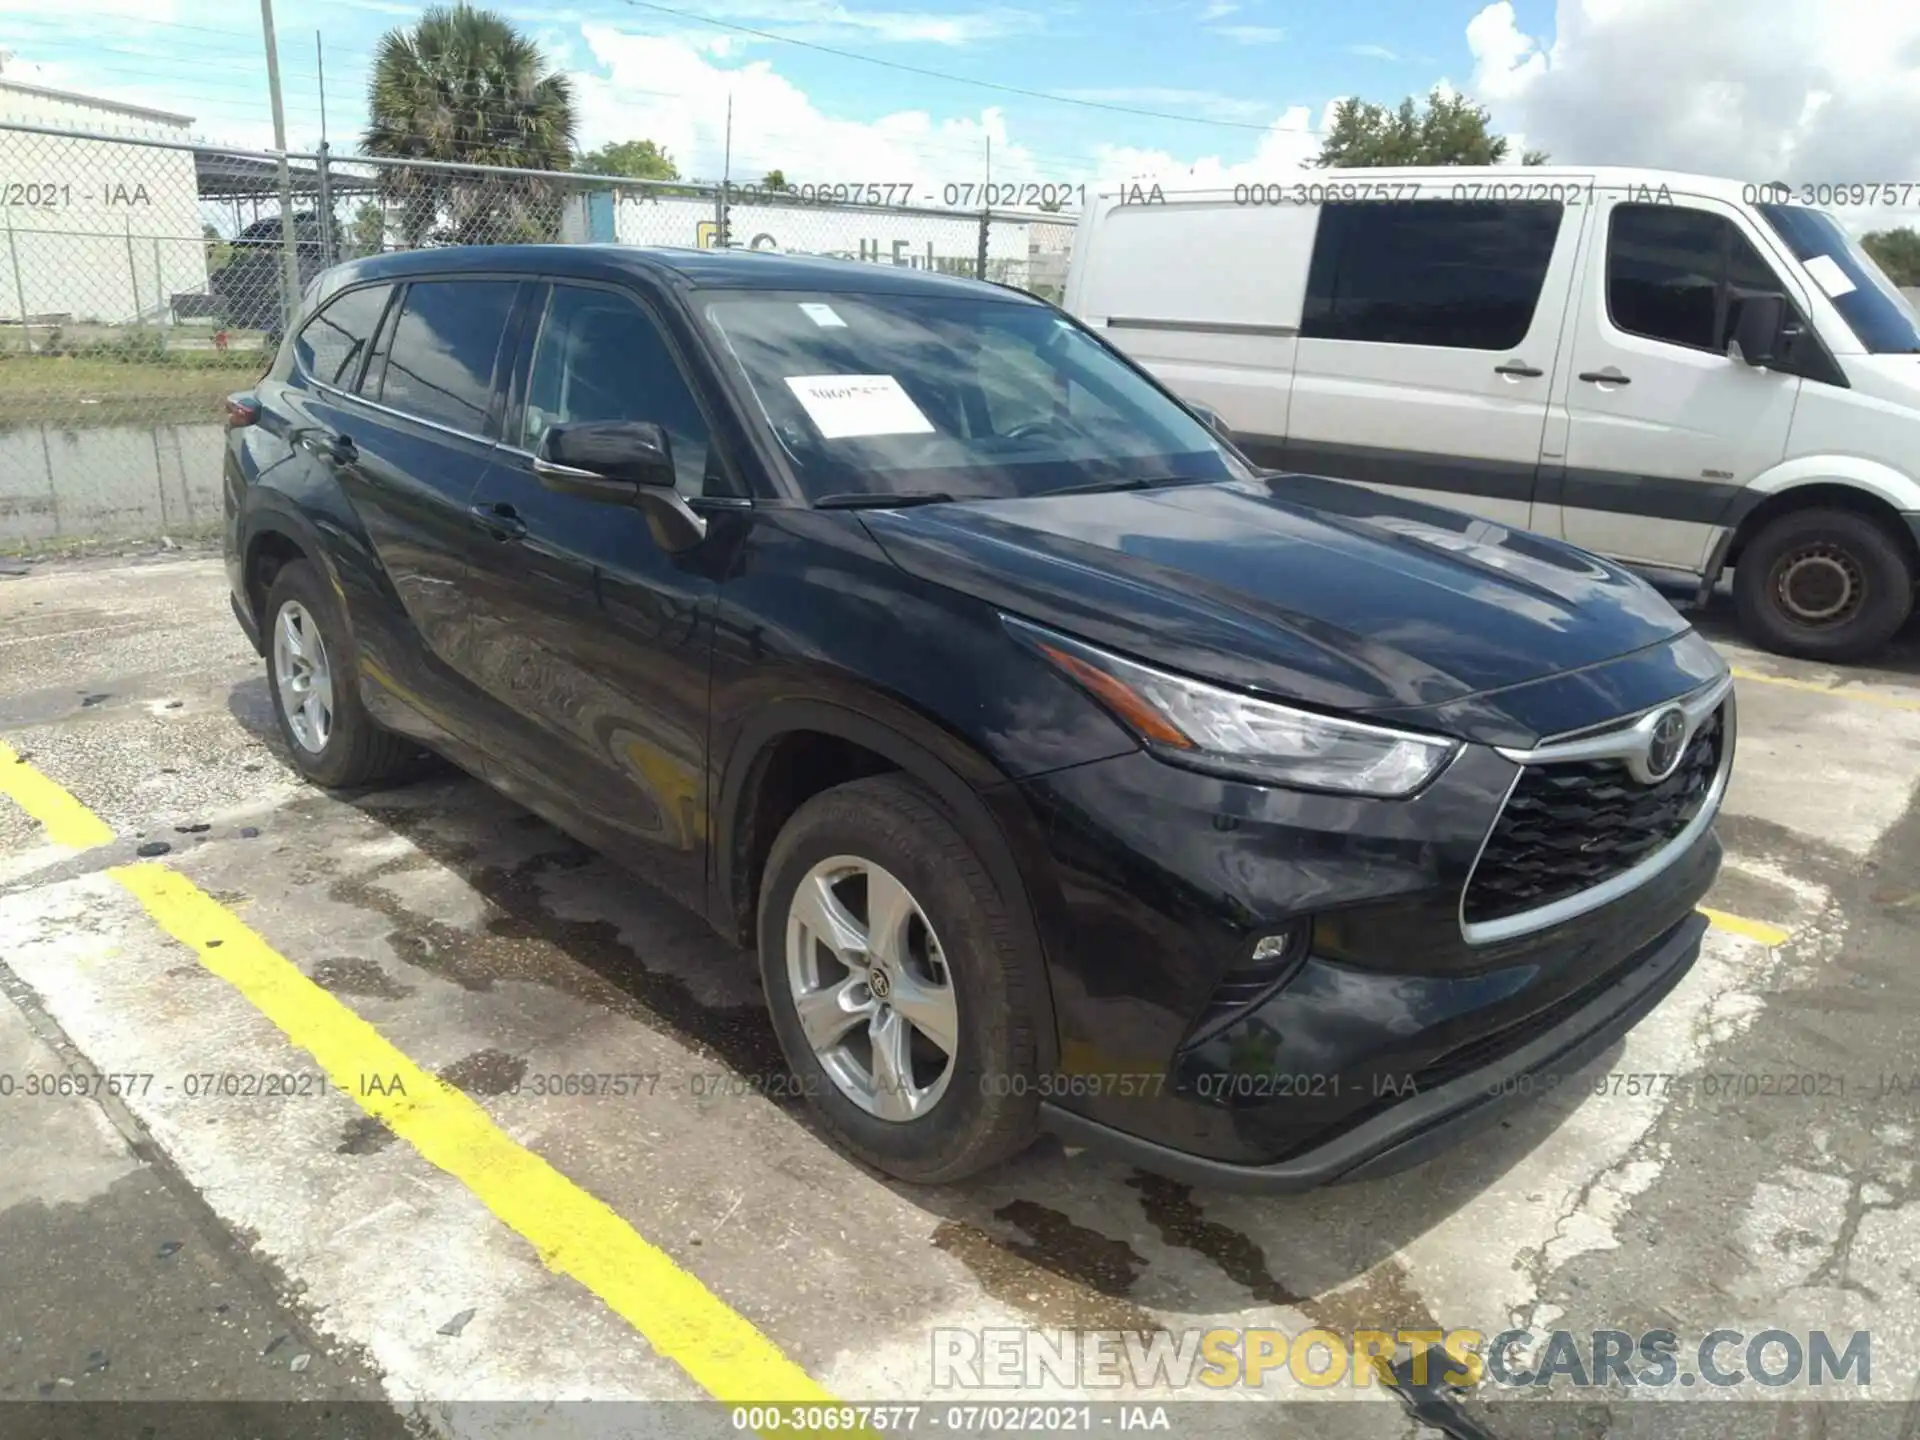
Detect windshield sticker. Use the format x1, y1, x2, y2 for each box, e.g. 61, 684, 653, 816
785, 374, 936, 439
1803, 253, 1857, 299
798, 302, 848, 328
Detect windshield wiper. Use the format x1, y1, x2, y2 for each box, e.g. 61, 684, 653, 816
814, 491, 957, 510
1037, 474, 1201, 498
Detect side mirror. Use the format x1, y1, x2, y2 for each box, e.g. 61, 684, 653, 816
532, 419, 709, 552
536, 419, 677, 490
1728, 293, 1786, 368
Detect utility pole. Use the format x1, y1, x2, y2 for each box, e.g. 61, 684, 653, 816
260, 0, 300, 330
718, 91, 733, 248
314, 30, 335, 266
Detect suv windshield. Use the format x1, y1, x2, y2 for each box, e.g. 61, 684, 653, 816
699, 289, 1246, 501
1756, 203, 1920, 354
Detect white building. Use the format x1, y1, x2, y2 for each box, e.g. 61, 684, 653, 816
0, 77, 208, 325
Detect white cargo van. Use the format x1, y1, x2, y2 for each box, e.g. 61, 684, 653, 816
1065, 167, 1920, 661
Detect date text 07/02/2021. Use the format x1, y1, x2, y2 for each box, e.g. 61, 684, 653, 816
716, 181, 1085, 210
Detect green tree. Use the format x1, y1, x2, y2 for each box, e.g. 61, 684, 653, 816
1862, 227, 1920, 288
1315, 88, 1547, 168
577, 139, 681, 182
760, 168, 787, 190
362, 4, 577, 247
202, 222, 232, 273
348, 201, 388, 257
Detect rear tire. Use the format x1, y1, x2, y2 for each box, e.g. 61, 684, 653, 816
263, 560, 418, 787
756, 774, 1041, 1183
1733, 508, 1914, 662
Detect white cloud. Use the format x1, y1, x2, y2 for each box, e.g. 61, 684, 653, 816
571, 25, 1327, 195
1467, 0, 1920, 207
573, 26, 1053, 186
1089, 101, 1337, 186
1347, 43, 1405, 61
1209, 24, 1286, 44
1198, 1, 1241, 18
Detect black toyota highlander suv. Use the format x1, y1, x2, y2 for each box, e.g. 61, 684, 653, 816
223, 245, 1733, 1189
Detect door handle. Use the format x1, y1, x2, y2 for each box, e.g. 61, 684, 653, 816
302, 430, 356, 463
1577, 367, 1632, 385
468, 501, 527, 541
1494, 360, 1543, 378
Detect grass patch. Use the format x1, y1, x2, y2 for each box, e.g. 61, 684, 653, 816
0, 353, 268, 427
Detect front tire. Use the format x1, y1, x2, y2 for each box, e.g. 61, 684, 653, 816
1733, 508, 1914, 662
263, 560, 417, 787
757, 774, 1041, 1183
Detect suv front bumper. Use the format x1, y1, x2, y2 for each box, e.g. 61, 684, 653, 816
1040, 908, 1706, 1192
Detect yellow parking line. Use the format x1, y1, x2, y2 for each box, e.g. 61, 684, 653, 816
0, 753, 850, 1426
1730, 666, 1920, 713
0, 738, 115, 848
1697, 906, 1790, 947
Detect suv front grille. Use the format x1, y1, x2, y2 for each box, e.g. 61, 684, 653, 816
1463, 705, 1725, 927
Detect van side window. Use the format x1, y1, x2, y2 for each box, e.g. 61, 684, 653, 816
1302, 201, 1561, 350
376, 279, 519, 435
521, 284, 715, 495
1607, 204, 1788, 354
293, 285, 391, 390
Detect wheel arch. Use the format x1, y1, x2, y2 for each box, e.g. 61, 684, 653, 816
714, 698, 1062, 1072
1718, 464, 1920, 577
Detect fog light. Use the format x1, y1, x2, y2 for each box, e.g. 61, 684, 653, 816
1251, 933, 1294, 963
1184, 922, 1311, 1047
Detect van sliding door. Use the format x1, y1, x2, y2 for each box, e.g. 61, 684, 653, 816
1283, 195, 1586, 535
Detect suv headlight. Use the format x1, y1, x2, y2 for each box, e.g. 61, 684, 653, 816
1008, 617, 1459, 797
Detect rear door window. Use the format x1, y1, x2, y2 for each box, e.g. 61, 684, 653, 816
373, 279, 520, 435
1303, 200, 1563, 349
294, 284, 391, 390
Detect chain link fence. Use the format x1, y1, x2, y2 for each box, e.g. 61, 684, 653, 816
0, 119, 1078, 547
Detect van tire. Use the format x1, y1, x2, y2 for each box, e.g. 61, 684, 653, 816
1733, 508, 1914, 662
756, 774, 1041, 1184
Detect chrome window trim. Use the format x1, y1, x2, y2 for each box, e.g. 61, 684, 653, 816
310, 378, 497, 448
1459, 673, 1735, 946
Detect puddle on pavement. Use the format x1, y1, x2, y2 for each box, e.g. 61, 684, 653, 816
307, 796, 790, 1100
308, 957, 416, 1001
437, 1047, 527, 1097
1127, 1171, 1305, 1306
933, 1200, 1158, 1332
336, 1116, 394, 1156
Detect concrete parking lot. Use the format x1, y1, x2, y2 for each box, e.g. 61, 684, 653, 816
1, 551, 1916, 1439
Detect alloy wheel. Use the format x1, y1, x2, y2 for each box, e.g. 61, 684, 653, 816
784, 855, 959, 1121
273, 600, 335, 753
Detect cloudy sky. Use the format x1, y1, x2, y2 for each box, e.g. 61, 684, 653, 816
3, 0, 1919, 222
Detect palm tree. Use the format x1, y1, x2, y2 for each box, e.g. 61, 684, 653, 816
362, 5, 577, 248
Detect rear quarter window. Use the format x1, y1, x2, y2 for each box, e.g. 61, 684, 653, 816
293, 284, 392, 390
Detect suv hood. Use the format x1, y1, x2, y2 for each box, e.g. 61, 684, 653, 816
859, 472, 1692, 719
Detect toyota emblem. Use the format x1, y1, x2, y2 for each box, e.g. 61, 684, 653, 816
1635, 707, 1689, 784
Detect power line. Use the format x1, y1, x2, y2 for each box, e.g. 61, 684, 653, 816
612, 0, 1279, 132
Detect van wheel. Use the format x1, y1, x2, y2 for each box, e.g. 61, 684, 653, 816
1733, 509, 1914, 662
756, 774, 1041, 1183
264, 561, 418, 787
